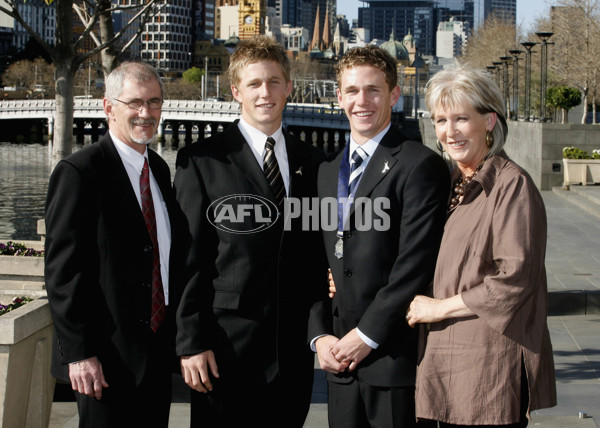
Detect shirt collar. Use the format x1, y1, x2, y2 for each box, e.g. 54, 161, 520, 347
238, 117, 284, 154
459, 150, 510, 198
349, 123, 391, 159
110, 130, 148, 173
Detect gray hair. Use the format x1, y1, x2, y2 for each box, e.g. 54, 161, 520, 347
425, 64, 508, 158
104, 61, 164, 100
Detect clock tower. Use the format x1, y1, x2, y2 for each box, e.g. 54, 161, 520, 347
239, 0, 266, 39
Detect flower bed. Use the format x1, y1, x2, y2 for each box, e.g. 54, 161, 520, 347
0, 296, 32, 316
0, 242, 44, 257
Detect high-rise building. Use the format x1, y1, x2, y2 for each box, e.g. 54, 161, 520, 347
8, 0, 56, 52
436, 17, 467, 59
136, 1, 193, 72
441, 0, 516, 30
359, 1, 437, 56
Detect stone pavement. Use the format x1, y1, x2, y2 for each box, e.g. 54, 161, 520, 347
49, 188, 600, 427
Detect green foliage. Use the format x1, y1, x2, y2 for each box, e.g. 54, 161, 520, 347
182, 67, 204, 84
563, 147, 600, 159
547, 86, 582, 111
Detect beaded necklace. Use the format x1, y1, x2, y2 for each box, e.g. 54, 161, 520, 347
448, 163, 484, 211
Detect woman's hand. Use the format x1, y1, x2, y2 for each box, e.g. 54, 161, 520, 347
406, 294, 474, 327
328, 268, 336, 298
406, 295, 442, 327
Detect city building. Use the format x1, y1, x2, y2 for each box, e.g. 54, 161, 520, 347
438, 0, 516, 31
117, 0, 193, 73
358, 0, 437, 56
436, 17, 467, 59
281, 24, 309, 52
302, 0, 335, 47
217, 5, 239, 40
265, 6, 282, 44
3, 0, 56, 52
239, 0, 266, 39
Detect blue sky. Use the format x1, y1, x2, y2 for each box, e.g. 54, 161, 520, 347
336, 0, 551, 32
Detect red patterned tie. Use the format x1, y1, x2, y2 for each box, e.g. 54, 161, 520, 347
140, 158, 166, 332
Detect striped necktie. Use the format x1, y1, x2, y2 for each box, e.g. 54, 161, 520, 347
349, 146, 367, 196
264, 137, 285, 206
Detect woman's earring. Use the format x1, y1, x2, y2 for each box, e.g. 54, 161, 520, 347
486, 130, 494, 148
435, 140, 444, 152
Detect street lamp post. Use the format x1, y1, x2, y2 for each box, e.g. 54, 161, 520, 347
486, 65, 497, 82
521, 41, 538, 121
492, 61, 503, 88
500, 56, 512, 117
535, 32, 554, 121
203, 56, 209, 100
508, 49, 523, 119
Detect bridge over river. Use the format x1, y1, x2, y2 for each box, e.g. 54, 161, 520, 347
0, 99, 367, 153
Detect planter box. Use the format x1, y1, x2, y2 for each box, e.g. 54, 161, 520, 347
0, 256, 44, 291
563, 158, 600, 186
0, 297, 54, 428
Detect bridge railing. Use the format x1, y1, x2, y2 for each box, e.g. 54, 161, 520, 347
0, 99, 350, 129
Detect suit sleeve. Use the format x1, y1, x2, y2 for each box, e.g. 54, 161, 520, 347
173, 148, 219, 356
44, 160, 105, 364
357, 152, 450, 345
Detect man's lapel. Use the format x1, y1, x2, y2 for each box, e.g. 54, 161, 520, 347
223, 124, 274, 198
99, 135, 149, 237
353, 128, 403, 200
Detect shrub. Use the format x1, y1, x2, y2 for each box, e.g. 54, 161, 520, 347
563, 147, 600, 159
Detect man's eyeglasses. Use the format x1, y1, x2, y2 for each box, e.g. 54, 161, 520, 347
113, 98, 163, 111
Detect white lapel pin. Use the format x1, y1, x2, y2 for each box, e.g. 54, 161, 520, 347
382, 160, 390, 174
295, 166, 303, 176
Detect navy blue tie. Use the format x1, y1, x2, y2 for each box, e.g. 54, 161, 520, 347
348, 147, 367, 196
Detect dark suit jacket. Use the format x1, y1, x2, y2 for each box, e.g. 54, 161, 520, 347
44, 133, 185, 385
308, 126, 450, 387
173, 122, 327, 387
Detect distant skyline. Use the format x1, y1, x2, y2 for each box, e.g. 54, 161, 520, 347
336, 0, 551, 31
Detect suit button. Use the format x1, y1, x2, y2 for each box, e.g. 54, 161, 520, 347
344, 269, 352, 277
144, 245, 153, 253
142, 281, 150, 288
344, 231, 352, 239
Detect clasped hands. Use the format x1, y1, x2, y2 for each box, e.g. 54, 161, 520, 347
315, 328, 372, 374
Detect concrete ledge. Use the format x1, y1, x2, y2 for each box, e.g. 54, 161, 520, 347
548, 290, 600, 316
0, 255, 45, 291
0, 296, 54, 427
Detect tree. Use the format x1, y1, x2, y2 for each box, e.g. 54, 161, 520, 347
0, 0, 165, 165
2, 57, 56, 98
547, 0, 600, 123
73, 0, 164, 79
182, 67, 204, 84
547, 86, 582, 123
460, 12, 519, 69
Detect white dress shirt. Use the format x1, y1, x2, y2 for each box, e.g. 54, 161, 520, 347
310, 124, 393, 352
111, 131, 172, 305
237, 117, 290, 196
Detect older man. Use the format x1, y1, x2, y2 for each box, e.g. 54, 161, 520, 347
45, 61, 184, 427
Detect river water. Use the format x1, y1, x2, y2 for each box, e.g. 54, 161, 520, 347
0, 139, 180, 241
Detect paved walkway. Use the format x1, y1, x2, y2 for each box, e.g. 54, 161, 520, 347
49, 188, 600, 427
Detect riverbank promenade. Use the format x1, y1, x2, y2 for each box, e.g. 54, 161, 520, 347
48, 187, 600, 427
